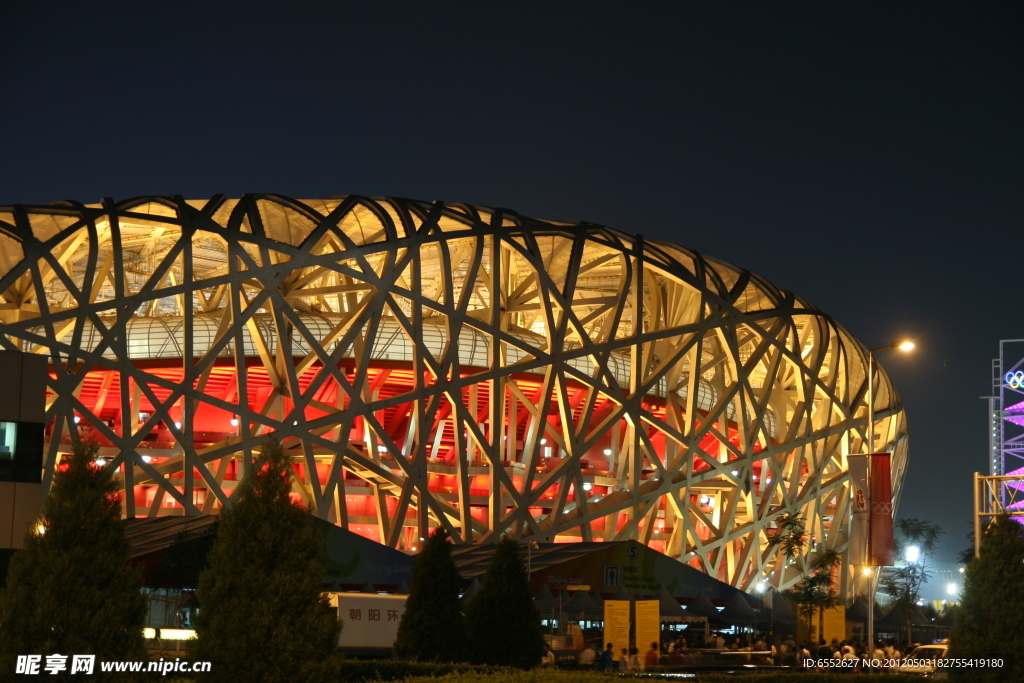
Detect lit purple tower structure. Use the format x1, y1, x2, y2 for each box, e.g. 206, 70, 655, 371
992, 339, 1024, 512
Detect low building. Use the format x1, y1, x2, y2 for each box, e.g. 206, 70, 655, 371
0, 350, 47, 582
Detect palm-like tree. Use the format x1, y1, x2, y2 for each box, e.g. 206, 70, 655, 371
774, 514, 807, 572
894, 518, 943, 559
886, 518, 943, 644
807, 549, 842, 641
771, 515, 840, 640
882, 562, 932, 645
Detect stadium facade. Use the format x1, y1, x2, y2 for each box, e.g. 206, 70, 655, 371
0, 194, 907, 592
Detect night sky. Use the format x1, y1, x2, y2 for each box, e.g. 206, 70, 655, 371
3, 3, 1022, 565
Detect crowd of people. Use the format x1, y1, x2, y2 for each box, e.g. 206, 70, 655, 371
550, 632, 926, 672
786, 636, 923, 671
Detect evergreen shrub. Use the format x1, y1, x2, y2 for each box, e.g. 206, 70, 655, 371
393, 527, 466, 662
949, 514, 1024, 682
192, 438, 339, 683
464, 536, 544, 668
0, 439, 146, 682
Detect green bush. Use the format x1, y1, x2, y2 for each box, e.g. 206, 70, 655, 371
464, 537, 544, 668
949, 514, 1024, 682
381, 671, 923, 683
335, 659, 495, 682
393, 527, 466, 662
0, 439, 147, 682
192, 439, 339, 683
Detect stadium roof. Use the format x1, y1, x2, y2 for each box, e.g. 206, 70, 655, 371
452, 539, 755, 605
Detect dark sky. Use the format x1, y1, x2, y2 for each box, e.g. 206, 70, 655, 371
3, 2, 1022, 563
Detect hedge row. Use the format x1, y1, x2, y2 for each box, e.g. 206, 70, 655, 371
161, 662, 921, 683
158, 660, 491, 683
378, 670, 920, 683
337, 659, 497, 682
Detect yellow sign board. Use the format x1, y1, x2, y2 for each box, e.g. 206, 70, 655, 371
636, 600, 660, 653
603, 600, 630, 660
822, 605, 846, 644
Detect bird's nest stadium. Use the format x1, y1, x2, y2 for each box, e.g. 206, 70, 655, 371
0, 194, 906, 592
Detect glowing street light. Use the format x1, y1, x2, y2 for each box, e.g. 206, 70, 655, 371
905, 545, 921, 563
866, 340, 916, 455
947, 583, 959, 596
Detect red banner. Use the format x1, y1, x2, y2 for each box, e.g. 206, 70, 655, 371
868, 453, 894, 566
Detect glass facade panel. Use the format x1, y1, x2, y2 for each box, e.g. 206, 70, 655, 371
0, 422, 42, 483
0, 422, 16, 460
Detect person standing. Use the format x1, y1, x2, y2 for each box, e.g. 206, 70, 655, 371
577, 642, 596, 669
815, 639, 831, 672
644, 642, 660, 670
600, 643, 615, 671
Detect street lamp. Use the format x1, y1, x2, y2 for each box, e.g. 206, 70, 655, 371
905, 545, 920, 564
865, 339, 915, 666
867, 340, 916, 456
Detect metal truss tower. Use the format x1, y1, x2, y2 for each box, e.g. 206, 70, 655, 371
991, 340, 1024, 508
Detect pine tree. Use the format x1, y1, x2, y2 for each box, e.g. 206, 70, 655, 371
464, 536, 544, 668
192, 438, 338, 683
949, 515, 1024, 682
393, 527, 466, 662
0, 439, 146, 680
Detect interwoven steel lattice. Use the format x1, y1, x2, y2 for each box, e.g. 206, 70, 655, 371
0, 194, 907, 590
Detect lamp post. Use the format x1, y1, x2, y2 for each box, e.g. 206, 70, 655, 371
865, 339, 915, 663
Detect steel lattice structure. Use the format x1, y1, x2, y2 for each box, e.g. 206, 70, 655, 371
0, 194, 907, 590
